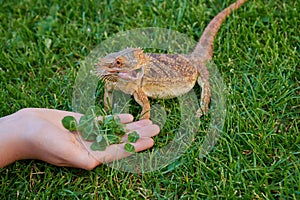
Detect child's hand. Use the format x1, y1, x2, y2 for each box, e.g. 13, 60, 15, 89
0, 108, 160, 170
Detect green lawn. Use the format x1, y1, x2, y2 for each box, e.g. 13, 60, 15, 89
0, 0, 299, 199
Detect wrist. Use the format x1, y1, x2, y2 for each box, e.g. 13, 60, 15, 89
0, 109, 32, 167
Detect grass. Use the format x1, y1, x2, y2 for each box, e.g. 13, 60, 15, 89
0, 0, 299, 199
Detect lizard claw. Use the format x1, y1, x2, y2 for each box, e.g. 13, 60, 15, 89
196, 109, 204, 118
196, 102, 209, 117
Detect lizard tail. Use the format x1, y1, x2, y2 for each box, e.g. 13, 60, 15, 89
191, 0, 247, 59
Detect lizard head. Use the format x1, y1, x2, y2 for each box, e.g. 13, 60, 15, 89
96, 48, 147, 82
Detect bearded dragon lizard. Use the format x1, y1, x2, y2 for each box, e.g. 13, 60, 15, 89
96, 0, 247, 119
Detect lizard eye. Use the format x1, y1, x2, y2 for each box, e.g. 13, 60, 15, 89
115, 58, 123, 68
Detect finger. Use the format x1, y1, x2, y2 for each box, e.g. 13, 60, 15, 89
89, 114, 134, 124
98, 137, 155, 163
112, 114, 134, 124
133, 137, 155, 152
134, 124, 160, 137
121, 124, 160, 142
125, 119, 153, 131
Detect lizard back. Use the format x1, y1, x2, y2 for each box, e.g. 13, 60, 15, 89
142, 53, 198, 98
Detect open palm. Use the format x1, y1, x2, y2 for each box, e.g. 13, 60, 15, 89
12, 108, 159, 170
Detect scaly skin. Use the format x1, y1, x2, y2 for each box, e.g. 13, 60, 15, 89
96, 0, 247, 119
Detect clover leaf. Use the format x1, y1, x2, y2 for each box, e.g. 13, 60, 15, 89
128, 131, 139, 143
61, 106, 139, 153
62, 116, 78, 131
124, 143, 135, 153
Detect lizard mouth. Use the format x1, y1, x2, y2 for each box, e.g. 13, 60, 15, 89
117, 68, 143, 80
97, 68, 144, 82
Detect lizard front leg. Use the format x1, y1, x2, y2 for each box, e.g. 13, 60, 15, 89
133, 88, 151, 119
104, 83, 113, 110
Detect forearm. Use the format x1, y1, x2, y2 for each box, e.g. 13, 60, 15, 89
0, 111, 28, 168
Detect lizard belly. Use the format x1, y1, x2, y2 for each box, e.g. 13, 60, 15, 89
142, 79, 197, 98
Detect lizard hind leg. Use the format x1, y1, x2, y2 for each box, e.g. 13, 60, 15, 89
196, 75, 211, 118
